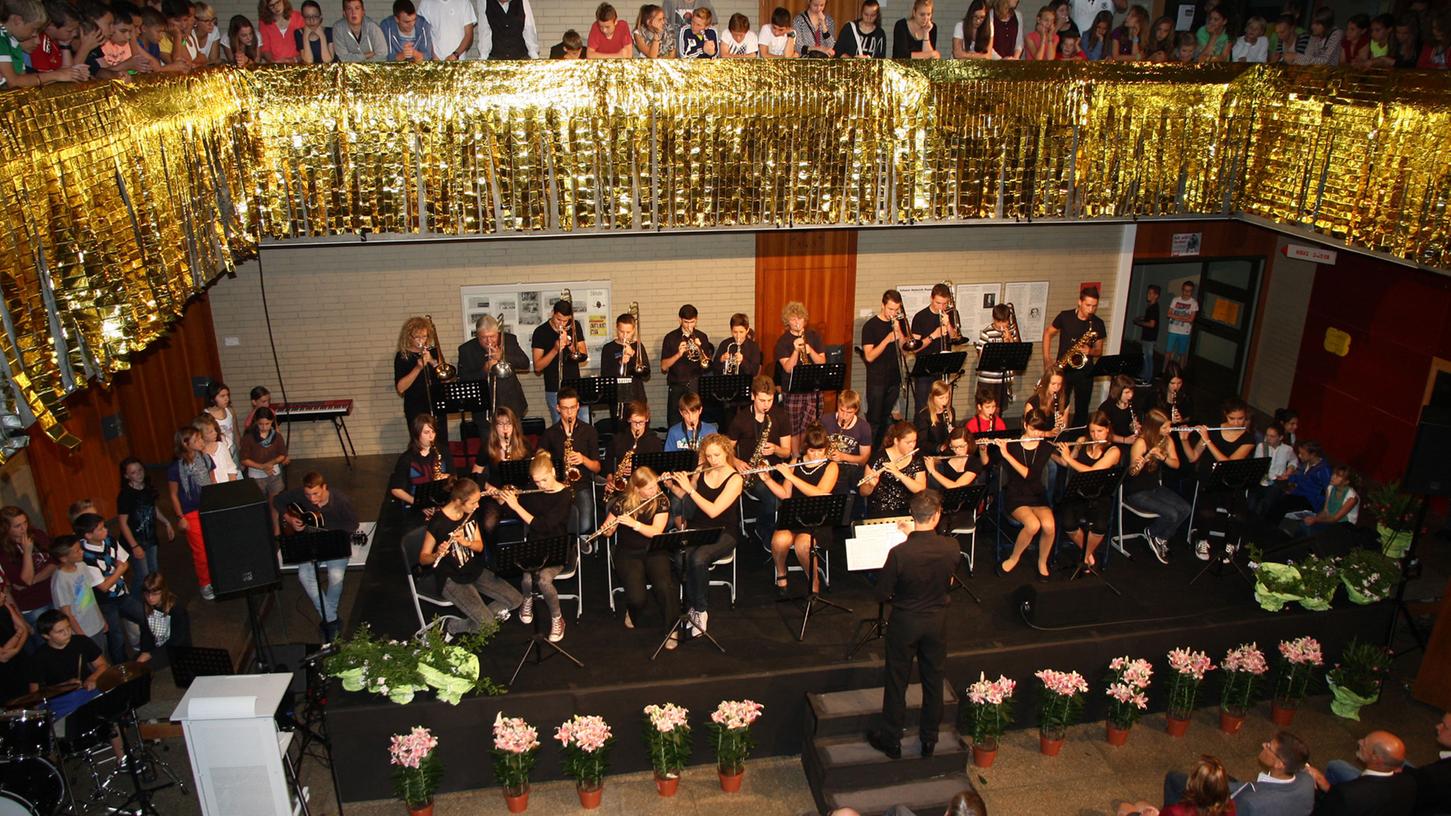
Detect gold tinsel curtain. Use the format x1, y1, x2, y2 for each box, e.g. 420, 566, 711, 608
0, 61, 1447, 451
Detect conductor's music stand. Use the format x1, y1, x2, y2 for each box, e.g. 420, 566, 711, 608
939, 483, 988, 603
775, 494, 852, 641
635, 450, 697, 477
497, 534, 584, 686
432, 379, 489, 417
495, 459, 536, 489
1190, 457, 1269, 586
649, 528, 727, 660
699, 374, 752, 405
1059, 465, 1126, 594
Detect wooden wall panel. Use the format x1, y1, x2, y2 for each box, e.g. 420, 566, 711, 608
758, 0, 861, 39
755, 230, 857, 397
24, 295, 223, 532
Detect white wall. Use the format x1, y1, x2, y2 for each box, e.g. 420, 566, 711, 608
1245, 237, 1315, 414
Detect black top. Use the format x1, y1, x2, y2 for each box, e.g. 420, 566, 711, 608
875, 530, 958, 613
836, 20, 886, 57
394, 352, 444, 420
474, 442, 532, 479
712, 338, 762, 377
1024, 391, 1069, 428
727, 405, 790, 464
456, 333, 531, 418
866, 450, 924, 517
1003, 441, 1050, 508
909, 305, 951, 359
389, 448, 450, 497
860, 315, 900, 386
773, 329, 825, 370
1098, 398, 1138, 440
661, 327, 711, 384
1123, 445, 1165, 496
930, 455, 986, 489
117, 483, 160, 548
611, 493, 670, 552
1140, 301, 1160, 343
540, 420, 600, 482
692, 471, 741, 532
519, 489, 573, 539
1159, 388, 1193, 425
914, 407, 953, 454
1051, 309, 1107, 360
600, 340, 652, 406
139, 604, 192, 655
293, 25, 335, 61
425, 509, 488, 584
1412, 756, 1451, 815
1201, 429, 1254, 477
607, 430, 664, 473
892, 18, 937, 57
273, 486, 360, 532
531, 318, 585, 392
29, 637, 102, 688
821, 413, 871, 459
1312, 772, 1418, 816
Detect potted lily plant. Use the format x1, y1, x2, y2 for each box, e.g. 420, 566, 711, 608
1219, 643, 1268, 734
642, 703, 692, 797
1103, 656, 1152, 746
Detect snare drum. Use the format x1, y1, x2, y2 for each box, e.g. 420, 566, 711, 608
0, 711, 52, 758
0, 755, 65, 815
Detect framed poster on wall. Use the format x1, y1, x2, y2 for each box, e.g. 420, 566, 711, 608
459, 281, 613, 371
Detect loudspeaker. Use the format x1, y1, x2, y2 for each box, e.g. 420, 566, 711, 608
1404, 411, 1451, 496
199, 479, 281, 599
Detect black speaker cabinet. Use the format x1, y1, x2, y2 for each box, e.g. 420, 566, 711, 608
199, 479, 281, 599
1404, 412, 1451, 497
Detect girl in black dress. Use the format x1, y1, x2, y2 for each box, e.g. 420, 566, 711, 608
665, 434, 743, 636
1097, 373, 1141, 448
1053, 411, 1122, 569
765, 426, 840, 594
926, 425, 988, 533
1182, 398, 1255, 562
992, 412, 1056, 580
604, 466, 678, 647
914, 380, 956, 455
860, 421, 927, 518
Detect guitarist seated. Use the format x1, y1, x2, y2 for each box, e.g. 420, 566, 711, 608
273, 472, 359, 642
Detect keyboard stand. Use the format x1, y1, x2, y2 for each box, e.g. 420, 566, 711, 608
331, 415, 358, 468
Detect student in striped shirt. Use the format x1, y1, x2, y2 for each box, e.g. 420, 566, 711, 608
974, 304, 1017, 415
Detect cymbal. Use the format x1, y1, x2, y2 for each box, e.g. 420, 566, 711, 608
6, 682, 80, 708
96, 660, 152, 692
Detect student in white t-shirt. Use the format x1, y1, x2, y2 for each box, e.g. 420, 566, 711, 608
1250, 421, 1297, 517
1164, 280, 1199, 370
1232, 15, 1269, 62
758, 6, 798, 57
720, 12, 757, 56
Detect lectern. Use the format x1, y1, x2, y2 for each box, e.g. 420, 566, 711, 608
171, 673, 300, 816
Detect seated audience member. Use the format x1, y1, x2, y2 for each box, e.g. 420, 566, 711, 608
138, 7, 188, 71
794, 0, 835, 57
1080, 10, 1110, 59
31, 0, 81, 72
1193, 6, 1231, 61
293, 0, 334, 62
1024, 4, 1058, 60
1308, 730, 1416, 816
1392, 17, 1419, 68
1250, 422, 1296, 518
1294, 465, 1358, 533
882, 787, 988, 816
758, 6, 796, 57
633, 3, 671, 57
1174, 30, 1196, 61
380, 0, 435, 60
1057, 27, 1082, 58
548, 28, 586, 57
838, 0, 885, 57
1357, 13, 1395, 68
1110, 5, 1149, 61
719, 12, 756, 56
162, 0, 201, 68
1145, 14, 1174, 57
1273, 408, 1299, 447
1420, 12, 1449, 69
1120, 754, 1236, 816
1270, 13, 1307, 63
1340, 12, 1368, 64
137, 572, 192, 666
676, 6, 717, 57
1300, 6, 1342, 65
893, 0, 940, 58
1, 0, 91, 87
1164, 732, 1313, 816
332, 0, 388, 61
587, 2, 631, 57
1411, 710, 1451, 815
193, 1, 220, 58
1265, 441, 1329, 522
1232, 15, 1268, 62
96, 3, 157, 76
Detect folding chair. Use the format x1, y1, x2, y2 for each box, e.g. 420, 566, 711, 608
400, 527, 465, 639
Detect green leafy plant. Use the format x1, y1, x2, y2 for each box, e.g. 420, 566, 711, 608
1034, 669, 1088, 736
556, 715, 613, 789
707, 700, 764, 774
1339, 549, 1399, 604
961, 674, 1017, 745
1295, 555, 1340, 610
491, 714, 540, 794
324, 623, 503, 704
1327, 638, 1391, 698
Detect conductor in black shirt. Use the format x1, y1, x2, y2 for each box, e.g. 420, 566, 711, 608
867, 490, 961, 761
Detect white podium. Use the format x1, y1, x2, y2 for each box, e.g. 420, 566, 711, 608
171, 673, 299, 816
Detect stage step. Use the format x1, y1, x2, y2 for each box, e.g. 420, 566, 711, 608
810, 727, 967, 790
824, 773, 977, 816
806, 680, 959, 738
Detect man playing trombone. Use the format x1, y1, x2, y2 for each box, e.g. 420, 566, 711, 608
457, 314, 530, 433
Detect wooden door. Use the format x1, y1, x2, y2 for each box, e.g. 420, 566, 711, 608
757, 0, 862, 38
755, 230, 857, 402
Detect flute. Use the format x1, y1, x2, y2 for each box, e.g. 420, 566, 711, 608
858, 448, 919, 487
740, 458, 829, 477
1055, 439, 1113, 447
1170, 426, 1237, 433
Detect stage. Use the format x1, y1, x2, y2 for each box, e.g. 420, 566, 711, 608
329, 497, 1392, 803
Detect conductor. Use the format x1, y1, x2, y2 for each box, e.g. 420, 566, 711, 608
866, 490, 960, 760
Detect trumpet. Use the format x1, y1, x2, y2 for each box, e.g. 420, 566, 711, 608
683, 332, 712, 365
858, 448, 919, 487
422, 315, 458, 382
722, 340, 742, 375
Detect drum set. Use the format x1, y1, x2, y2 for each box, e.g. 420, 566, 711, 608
0, 661, 187, 815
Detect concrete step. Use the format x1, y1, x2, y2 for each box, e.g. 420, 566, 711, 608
824, 773, 977, 816
811, 726, 967, 791
806, 680, 959, 738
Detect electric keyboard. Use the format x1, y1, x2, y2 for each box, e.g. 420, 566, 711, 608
270, 399, 358, 467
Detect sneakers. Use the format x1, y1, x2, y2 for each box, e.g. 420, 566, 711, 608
494, 608, 512, 624
519, 596, 534, 624
200, 584, 215, 601
1148, 536, 1170, 565
1221, 542, 1239, 564
696, 610, 708, 634
1194, 541, 1211, 561
687, 609, 704, 637
548, 616, 565, 642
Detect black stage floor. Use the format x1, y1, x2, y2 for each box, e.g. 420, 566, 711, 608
329, 497, 1391, 802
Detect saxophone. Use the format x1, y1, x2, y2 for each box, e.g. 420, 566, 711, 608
562, 423, 583, 484
604, 438, 637, 497
1054, 329, 1099, 373
743, 412, 772, 487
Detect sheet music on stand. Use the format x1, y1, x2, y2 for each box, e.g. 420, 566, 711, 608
699, 374, 752, 404
845, 516, 910, 572
432, 379, 489, 415
978, 342, 1033, 375
561, 377, 617, 408
634, 450, 697, 476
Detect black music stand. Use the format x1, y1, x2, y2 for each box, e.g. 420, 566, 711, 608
1059, 465, 1126, 594
787, 363, 846, 424
279, 529, 352, 565
775, 494, 852, 641
843, 517, 910, 659
650, 528, 727, 660
939, 483, 987, 603
977, 342, 1033, 377
911, 351, 967, 382
1090, 354, 1141, 379
635, 450, 697, 477
561, 377, 618, 410
699, 374, 752, 404
495, 459, 536, 489
1190, 457, 1269, 586
497, 534, 584, 686
413, 479, 453, 510
432, 379, 489, 417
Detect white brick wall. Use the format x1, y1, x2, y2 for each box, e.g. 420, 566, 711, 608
210, 224, 1130, 457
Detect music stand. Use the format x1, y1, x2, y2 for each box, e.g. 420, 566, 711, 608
775, 494, 852, 641
978, 342, 1033, 377
939, 484, 988, 603
1059, 465, 1126, 594
494, 459, 536, 489
413, 479, 453, 510
279, 529, 351, 565
699, 374, 752, 405
1190, 457, 1270, 586
649, 528, 727, 660
786, 363, 845, 396
910, 351, 967, 382
635, 450, 697, 477
561, 376, 617, 409
843, 517, 910, 659
496, 534, 584, 686
1090, 354, 1141, 379
432, 379, 489, 416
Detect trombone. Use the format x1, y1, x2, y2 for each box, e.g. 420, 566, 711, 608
422, 315, 457, 382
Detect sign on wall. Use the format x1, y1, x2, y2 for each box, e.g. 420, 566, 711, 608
1002, 281, 1052, 342
459, 281, 614, 370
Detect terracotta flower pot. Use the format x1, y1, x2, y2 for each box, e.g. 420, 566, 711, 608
655, 773, 680, 797
1219, 709, 1246, 734
1270, 699, 1297, 727
576, 782, 603, 810
1039, 729, 1065, 756
503, 785, 529, 813
718, 765, 745, 792
1165, 714, 1191, 737
1106, 723, 1130, 746
971, 739, 998, 767
406, 801, 434, 816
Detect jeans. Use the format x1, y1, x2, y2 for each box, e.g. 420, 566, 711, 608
1125, 487, 1192, 541
98, 594, 147, 664
521, 566, 564, 620
571, 484, 596, 536
441, 569, 523, 632
298, 557, 349, 624
1139, 340, 1156, 382
127, 545, 156, 593
680, 529, 736, 613
615, 547, 679, 631
746, 479, 778, 547
1064, 370, 1094, 429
